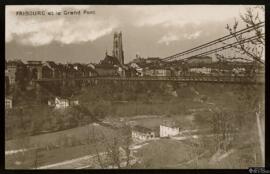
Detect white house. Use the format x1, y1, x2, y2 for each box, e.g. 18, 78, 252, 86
232, 67, 246, 75
70, 99, 79, 106
189, 67, 211, 74
49, 97, 79, 109
132, 125, 155, 141
5, 97, 13, 109
55, 97, 69, 109
160, 121, 180, 137
130, 63, 144, 76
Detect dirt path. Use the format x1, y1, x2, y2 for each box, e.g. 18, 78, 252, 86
36, 145, 140, 169
36, 153, 105, 169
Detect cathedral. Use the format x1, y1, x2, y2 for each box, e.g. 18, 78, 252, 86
95, 31, 128, 77
100, 31, 125, 66
112, 31, 124, 65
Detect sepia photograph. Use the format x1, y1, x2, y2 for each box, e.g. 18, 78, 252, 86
5, 5, 265, 169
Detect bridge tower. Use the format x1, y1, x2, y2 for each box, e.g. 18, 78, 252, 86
113, 31, 124, 65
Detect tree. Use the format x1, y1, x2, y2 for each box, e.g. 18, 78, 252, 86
223, 6, 265, 165
211, 110, 237, 152
90, 126, 133, 169
120, 126, 133, 168
225, 6, 265, 64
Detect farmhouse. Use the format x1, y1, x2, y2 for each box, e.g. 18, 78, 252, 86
5, 97, 13, 109
54, 97, 69, 109
132, 125, 155, 141
48, 97, 79, 109
160, 121, 181, 137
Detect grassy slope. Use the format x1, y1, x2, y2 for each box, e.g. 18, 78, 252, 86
5, 123, 117, 150
134, 139, 193, 168
5, 83, 264, 169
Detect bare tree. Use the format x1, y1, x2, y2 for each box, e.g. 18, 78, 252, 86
217, 6, 265, 166
211, 110, 237, 152
90, 125, 133, 169
33, 147, 43, 169
120, 125, 132, 168
89, 125, 105, 168
225, 6, 265, 65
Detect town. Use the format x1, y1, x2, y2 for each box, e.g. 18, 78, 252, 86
5, 31, 264, 109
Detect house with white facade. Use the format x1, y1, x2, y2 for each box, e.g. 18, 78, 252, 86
5, 97, 13, 109
55, 97, 69, 109
130, 62, 144, 76
132, 125, 155, 141
160, 121, 181, 137
189, 67, 211, 74
48, 97, 79, 109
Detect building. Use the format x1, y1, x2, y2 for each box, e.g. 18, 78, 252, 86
95, 52, 123, 77
5, 69, 9, 93
6, 60, 27, 85
73, 63, 97, 77
124, 66, 138, 77
55, 97, 69, 109
130, 62, 146, 76
66, 64, 78, 79
70, 100, 79, 106
232, 67, 246, 75
5, 97, 13, 109
102, 51, 121, 66
51, 97, 69, 109
145, 57, 162, 64
132, 125, 155, 141
189, 67, 211, 75
26, 60, 43, 80
43, 61, 62, 78
95, 64, 119, 77
112, 31, 124, 65
160, 121, 181, 137
185, 56, 212, 65
49, 97, 79, 109
42, 64, 53, 79
143, 67, 171, 77
152, 68, 171, 76
95, 32, 127, 76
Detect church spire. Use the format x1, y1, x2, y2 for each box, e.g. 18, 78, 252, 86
112, 31, 124, 65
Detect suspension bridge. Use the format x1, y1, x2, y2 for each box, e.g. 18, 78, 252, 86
34, 22, 265, 85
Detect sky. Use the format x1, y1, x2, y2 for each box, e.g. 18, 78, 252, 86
5, 5, 264, 64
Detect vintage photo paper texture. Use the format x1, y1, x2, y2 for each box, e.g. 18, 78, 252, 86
5, 5, 265, 169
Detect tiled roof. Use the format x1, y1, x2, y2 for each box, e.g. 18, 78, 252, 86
95, 64, 117, 69
7, 60, 25, 66
45, 61, 59, 69
161, 121, 180, 128
101, 55, 121, 66
133, 125, 153, 133
27, 60, 42, 65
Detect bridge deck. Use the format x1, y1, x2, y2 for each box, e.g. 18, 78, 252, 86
33, 75, 264, 84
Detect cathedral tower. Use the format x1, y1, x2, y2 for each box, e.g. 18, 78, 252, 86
112, 31, 124, 65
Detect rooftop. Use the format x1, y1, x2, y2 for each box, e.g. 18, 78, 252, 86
133, 125, 154, 133
27, 60, 43, 65
101, 54, 121, 66
161, 120, 180, 128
